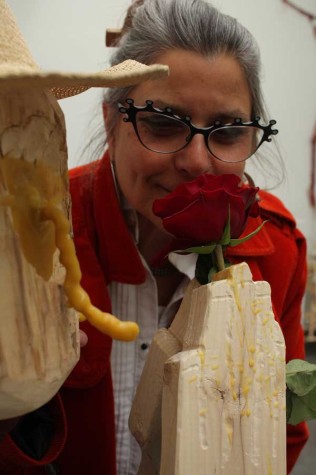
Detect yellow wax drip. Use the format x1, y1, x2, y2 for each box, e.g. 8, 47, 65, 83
0, 156, 139, 342
41, 204, 139, 341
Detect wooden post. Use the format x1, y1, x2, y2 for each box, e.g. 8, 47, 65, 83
130, 263, 286, 474
0, 88, 80, 419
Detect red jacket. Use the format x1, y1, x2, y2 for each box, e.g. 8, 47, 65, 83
0, 152, 308, 474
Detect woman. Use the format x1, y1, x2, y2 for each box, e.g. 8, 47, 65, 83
0, 0, 308, 474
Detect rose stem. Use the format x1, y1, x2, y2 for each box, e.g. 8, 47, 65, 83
214, 244, 225, 272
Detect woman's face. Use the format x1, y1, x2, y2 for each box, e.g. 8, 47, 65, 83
106, 50, 252, 233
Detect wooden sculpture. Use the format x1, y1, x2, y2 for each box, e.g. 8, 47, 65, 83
130, 263, 286, 474
0, 26, 79, 419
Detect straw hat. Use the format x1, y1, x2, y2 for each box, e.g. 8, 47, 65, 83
0, 0, 169, 100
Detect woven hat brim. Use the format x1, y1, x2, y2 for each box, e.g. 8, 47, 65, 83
0, 60, 169, 99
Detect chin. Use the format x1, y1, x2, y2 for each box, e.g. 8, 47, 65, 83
154, 218, 173, 237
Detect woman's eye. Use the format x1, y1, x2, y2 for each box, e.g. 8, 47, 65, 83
211, 126, 249, 143
137, 114, 186, 136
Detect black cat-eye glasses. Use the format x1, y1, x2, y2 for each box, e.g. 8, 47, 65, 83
118, 98, 278, 163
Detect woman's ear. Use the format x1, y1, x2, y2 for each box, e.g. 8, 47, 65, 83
102, 102, 116, 160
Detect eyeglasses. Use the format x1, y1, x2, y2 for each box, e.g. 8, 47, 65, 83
118, 98, 278, 163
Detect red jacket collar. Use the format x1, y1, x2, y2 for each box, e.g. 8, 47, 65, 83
226, 213, 275, 257
227, 189, 297, 258
93, 155, 147, 284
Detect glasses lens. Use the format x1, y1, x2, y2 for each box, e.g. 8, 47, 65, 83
208, 126, 264, 162
135, 111, 191, 153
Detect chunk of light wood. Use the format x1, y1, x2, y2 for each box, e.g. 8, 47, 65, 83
131, 263, 286, 475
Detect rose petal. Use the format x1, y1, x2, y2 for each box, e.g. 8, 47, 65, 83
152, 174, 260, 245
161, 193, 229, 243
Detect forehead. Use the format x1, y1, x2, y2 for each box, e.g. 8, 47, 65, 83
129, 49, 252, 121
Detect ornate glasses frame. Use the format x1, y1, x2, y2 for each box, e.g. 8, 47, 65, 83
118, 98, 279, 162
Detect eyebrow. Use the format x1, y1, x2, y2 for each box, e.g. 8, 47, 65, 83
150, 99, 190, 116
213, 111, 250, 122
147, 99, 250, 122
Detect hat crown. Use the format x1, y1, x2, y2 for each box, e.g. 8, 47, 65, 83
0, 0, 38, 73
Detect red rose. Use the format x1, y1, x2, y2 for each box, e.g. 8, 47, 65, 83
152, 174, 259, 245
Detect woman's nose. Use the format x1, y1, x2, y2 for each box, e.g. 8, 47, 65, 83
173, 134, 215, 178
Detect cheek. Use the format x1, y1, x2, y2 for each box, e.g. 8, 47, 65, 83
115, 141, 169, 184
113, 144, 161, 201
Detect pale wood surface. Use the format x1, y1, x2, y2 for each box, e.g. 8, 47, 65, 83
129, 328, 181, 475
129, 279, 199, 474
0, 89, 79, 419
130, 263, 286, 475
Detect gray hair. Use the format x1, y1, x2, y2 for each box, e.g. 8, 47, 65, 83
105, 0, 265, 130
96, 0, 284, 187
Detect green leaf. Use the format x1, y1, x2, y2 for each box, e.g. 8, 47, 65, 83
286, 359, 316, 396
229, 220, 268, 247
286, 388, 316, 425
286, 388, 292, 422
285, 359, 316, 425
195, 253, 214, 284
183, 244, 217, 255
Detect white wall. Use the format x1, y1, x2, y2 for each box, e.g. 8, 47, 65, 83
6, 0, 316, 251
